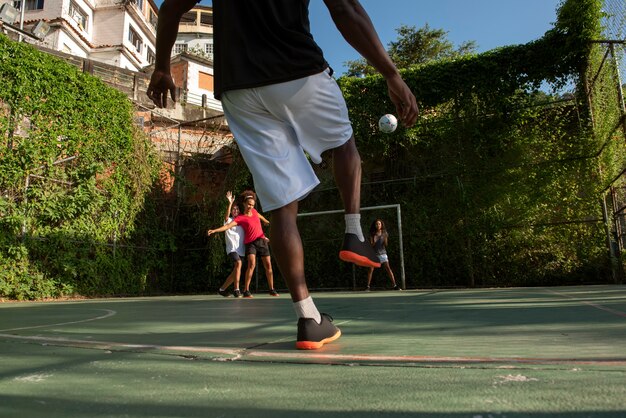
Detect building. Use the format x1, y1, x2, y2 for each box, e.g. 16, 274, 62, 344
141, 4, 220, 111
1, 0, 222, 108
0, 0, 158, 71
163, 51, 221, 111
173, 4, 212, 61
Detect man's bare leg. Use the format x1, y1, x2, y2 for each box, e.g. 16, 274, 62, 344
271, 201, 340, 349
333, 136, 361, 215
333, 137, 380, 268
270, 201, 308, 302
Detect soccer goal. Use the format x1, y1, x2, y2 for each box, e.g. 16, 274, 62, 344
297, 204, 405, 290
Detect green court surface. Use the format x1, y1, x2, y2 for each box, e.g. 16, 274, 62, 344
1, 285, 625, 417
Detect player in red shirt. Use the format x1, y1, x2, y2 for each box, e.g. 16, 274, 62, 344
208, 190, 278, 298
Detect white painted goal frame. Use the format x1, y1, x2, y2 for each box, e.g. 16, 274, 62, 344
297, 204, 405, 290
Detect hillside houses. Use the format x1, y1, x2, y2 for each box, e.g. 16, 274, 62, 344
0, 0, 233, 204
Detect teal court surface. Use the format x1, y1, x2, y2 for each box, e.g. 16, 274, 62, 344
1, 285, 625, 417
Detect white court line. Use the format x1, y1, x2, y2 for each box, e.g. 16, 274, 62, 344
546, 289, 626, 318
0, 333, 241, 357
0, 309, 117, 332
1, 332, 624, 366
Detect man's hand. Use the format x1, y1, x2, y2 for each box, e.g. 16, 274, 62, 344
386, 74, 419, 128
147, 69, 176, 108
323, 0, 419, 128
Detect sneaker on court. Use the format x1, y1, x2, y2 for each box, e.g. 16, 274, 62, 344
243, 290, 253, 298
269, 289, 279, 297
296, 313, 342, 350
233, 289, 243, 298
218, 289, 231, 297
393, 285, 402, 291
364, 286, 371, 292
339, 233, 381, 268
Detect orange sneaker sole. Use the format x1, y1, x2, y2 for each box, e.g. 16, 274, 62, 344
339, 251, 381, 268
296, 329, 342, 350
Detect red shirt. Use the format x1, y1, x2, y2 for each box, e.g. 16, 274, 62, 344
234, 208, 265, 244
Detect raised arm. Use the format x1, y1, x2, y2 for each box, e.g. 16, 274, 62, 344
224, 191, 235, 223
147, 0, 198, 108
323, 0, 418, 127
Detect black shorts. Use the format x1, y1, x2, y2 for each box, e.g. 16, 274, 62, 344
246, 238, 270, 257
227, 252, 242, 262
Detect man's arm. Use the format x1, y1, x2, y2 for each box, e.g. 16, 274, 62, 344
147, 0, 198, 108
323, 0, 419, 127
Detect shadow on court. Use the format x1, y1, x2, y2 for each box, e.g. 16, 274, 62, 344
1, 285, 625, 417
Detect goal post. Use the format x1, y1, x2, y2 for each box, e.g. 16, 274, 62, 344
297, 204, 405, 290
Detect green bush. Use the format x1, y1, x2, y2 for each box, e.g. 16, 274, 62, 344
0, 34, 162, 299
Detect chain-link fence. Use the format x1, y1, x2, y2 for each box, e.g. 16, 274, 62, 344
596, 0, 626, 281
602, 0, 626, 39
602, 0, 625, 98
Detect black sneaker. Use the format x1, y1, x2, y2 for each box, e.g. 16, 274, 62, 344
393, 285, 402, 291
269, 289, 279, 297
364, 286, 371, 292
296, 313, 341, 350
339, 234, 381, 268
218, 289, 231, 297
233, 289, 243, 298
243, 290, 253, 298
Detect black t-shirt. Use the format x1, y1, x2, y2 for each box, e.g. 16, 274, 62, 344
212, 0, 328, 99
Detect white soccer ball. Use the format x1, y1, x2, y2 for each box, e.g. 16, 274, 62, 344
378, 114, 398, 133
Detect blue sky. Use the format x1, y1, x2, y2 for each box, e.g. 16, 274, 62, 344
172, 0, 562, 75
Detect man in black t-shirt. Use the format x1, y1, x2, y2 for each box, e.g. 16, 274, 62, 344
148, 0, 418, 350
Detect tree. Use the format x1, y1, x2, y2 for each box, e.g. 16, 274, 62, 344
344, 24, 477, 77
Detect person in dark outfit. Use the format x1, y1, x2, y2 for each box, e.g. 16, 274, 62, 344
148, 0, 419, 350
365, 219, 401, 291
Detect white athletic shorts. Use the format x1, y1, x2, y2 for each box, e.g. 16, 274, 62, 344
221, 68, 353, 212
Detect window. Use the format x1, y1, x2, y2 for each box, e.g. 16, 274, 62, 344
149, 9, 157, 30
174, 43, 187, 54
204, 43, 213, 60
128, 26, 142, 53
200, 12, 212, 26
69, 2, 88, 31
198, 71, 213, 91
133, 0, 143, 12
181, 11, 196, 24
147, 47, 155, 65
15, 0, 45, 11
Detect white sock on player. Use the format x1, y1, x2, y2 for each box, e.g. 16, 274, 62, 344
345, 213, 364, 242
293, 296, 322, 324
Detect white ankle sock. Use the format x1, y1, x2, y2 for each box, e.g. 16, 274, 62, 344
293, 296, 321, 324
345, 214, 364, 241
